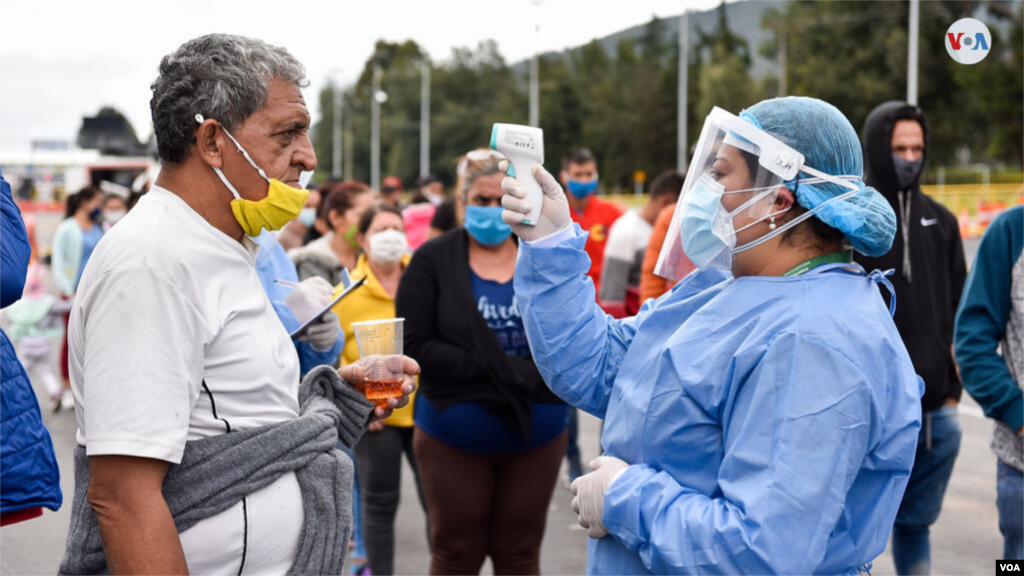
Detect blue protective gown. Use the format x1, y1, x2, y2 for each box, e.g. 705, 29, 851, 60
252, 231, 343, 375
515, 226, 923, 575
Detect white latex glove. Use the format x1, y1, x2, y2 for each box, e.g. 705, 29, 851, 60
499, 161, 572, 242
297, 311, 341, 352
283, 276, 334, 325
570, 456, 630, 538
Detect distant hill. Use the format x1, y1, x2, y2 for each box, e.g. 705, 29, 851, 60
512, 0, 787, 80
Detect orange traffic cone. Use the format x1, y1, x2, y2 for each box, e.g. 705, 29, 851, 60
958, 208, 972, 239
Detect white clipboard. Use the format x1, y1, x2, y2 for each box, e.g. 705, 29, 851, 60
289, 270, 366, 339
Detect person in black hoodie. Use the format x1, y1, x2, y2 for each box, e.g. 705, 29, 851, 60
856, 101, 967, 575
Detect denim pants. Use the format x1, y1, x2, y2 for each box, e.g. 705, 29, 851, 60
998, 459, 1024, 560
891, 404, 962, 575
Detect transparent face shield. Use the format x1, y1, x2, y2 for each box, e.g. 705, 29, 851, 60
654, 107, 860, 280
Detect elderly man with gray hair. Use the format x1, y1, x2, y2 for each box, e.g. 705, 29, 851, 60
57, 34, 418, 575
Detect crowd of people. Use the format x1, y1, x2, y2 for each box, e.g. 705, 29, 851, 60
0, 32, 1020, 576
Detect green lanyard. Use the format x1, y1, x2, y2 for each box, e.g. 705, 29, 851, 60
780, 250, 854, 277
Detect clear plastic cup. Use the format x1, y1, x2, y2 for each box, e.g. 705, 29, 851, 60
351, 318, 405, 406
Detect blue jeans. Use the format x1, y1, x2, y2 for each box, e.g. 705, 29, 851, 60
891, 404, 962, 575
998, 460, 1024, 560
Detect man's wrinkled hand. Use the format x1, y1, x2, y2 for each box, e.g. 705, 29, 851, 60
338, 356, 420, 420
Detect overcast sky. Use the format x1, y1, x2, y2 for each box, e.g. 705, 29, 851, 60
0, 0, 730, 153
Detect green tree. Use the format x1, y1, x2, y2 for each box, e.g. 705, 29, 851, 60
538, 53, 584, 181
312, 15, 734, 191
950, 3, 1024, 165
696, 1, 762, 118
760, 0, 1022, 168
311, 39, 528, 187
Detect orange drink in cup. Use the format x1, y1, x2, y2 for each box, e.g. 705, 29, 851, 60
351, 318, 405, 408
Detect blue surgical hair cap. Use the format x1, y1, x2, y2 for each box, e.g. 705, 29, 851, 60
740, 97, 896, 257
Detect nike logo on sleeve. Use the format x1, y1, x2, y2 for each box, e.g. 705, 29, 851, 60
921, 217, 939, 227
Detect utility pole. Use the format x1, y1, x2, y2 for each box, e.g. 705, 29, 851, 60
371, 62, 382, 192
333, 80, 343, 179
529, 51, 539, 127
907, 0, 919, 105
419, 58, 431, 177
778, 32, 787, 97
677, 10, 689, 172
529, 1, 541, 127
344, 120, 354, 182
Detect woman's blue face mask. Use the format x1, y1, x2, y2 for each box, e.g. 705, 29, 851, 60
464, 205, 512, 246
678, 173, 781, 271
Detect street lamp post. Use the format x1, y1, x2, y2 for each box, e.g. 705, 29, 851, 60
529, 52, 539, 127
677, 10, 689, 172
907, 0, 919, 105
371, 62, 382, 192
529, 1, 541, 127
333, 80, 343, 179
778, 31, 787, 97
419, 58, 431, 177
327, 68, 345, 180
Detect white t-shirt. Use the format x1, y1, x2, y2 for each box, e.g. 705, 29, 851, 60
69, 185, 303, 574
599, 209, 653, 302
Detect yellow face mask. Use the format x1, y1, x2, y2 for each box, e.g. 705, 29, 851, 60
197, 114, 310, 237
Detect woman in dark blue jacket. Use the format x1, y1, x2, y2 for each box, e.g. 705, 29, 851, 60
0, 169, 62, 525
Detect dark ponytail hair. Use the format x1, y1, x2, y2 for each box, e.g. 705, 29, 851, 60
66, 187, 100, 219
781, 180, 847, 252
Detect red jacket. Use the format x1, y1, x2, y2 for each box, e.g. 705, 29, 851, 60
570, 196, 623, 298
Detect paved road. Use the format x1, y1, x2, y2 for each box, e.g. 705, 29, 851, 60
0, 391, 1005, 575
0, 220, 1002, 574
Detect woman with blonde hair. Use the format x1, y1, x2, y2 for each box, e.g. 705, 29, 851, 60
397, 149, 567, 575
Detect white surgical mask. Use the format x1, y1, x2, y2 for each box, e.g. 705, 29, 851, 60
368, 229, 408, 264
298, 207, 317, 227
104, 209, 127, 225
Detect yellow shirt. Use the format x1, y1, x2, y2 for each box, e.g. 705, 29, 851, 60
332, 253, 415, 427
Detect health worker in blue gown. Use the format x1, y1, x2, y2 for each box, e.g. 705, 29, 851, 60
499, 96, 924, 575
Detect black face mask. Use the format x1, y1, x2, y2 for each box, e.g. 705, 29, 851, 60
891, 154, 923, 190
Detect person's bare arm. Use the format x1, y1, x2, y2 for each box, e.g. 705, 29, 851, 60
88, 455, 188, 575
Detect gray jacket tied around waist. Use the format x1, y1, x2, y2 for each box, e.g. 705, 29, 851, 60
59, 365, 375, 575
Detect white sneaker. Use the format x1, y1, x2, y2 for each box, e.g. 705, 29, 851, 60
59, 389, 75, 411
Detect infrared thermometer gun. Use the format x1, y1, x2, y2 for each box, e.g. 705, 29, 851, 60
490, 123, 544, 226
